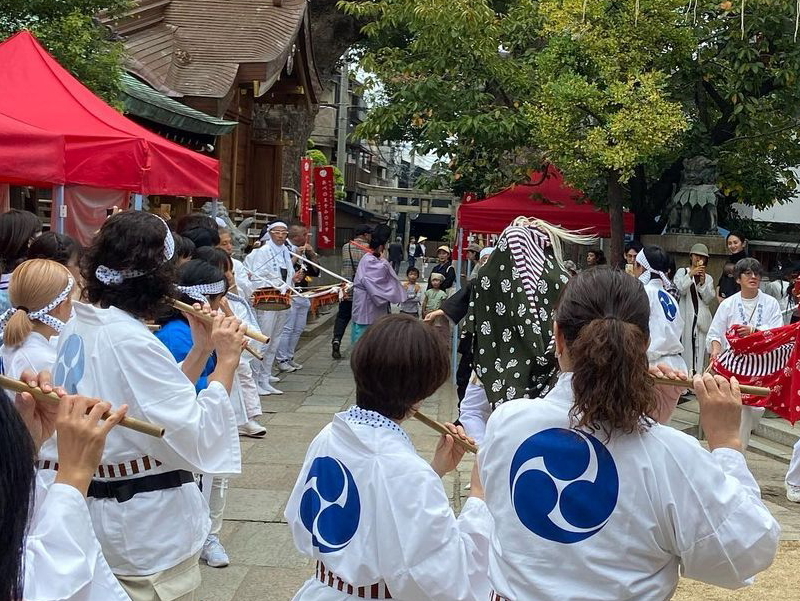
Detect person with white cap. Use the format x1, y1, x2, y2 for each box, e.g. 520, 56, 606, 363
243, 220, 295, 395
674, 243, 715, 375
632, 245, 687, 423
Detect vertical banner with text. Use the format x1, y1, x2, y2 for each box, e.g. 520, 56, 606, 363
314, 165, 336, 249
299, 157, 313, 227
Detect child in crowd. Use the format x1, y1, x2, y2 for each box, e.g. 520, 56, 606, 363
422, 273, 447, 318
399, 267, 423, 317
286, 314, 492, 600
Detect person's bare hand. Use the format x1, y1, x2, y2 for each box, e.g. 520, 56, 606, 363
184, 302, 215, 355
431, 423, 474, 477
54, 395, 128, 495
14, 370, 66, 449
648, 363, 688, 382
734, 324, 756, 337
212, 313, 247, 365
424, 309, 445, 323
649, 363, 687, 423
695, 373, 743, 452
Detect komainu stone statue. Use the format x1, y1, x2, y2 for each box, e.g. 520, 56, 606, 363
666, 156, 720, 235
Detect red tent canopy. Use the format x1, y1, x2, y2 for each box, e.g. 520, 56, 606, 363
0, 31, 219, 196
0, 113, 64, 186
458, 167, 634, 236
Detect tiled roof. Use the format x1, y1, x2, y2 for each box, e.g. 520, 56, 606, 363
116, 0, 308, 99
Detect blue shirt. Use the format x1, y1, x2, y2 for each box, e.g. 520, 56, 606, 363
155, 317, 216, 392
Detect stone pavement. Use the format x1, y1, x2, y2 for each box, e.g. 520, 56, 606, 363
199, 323, 800, 601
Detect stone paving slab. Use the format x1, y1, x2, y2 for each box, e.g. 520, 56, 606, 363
222, 488, 288, 522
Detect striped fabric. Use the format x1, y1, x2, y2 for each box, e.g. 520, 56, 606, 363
37, 455, 163, 479
490, 592, 510, 601
316, 561, 392, 599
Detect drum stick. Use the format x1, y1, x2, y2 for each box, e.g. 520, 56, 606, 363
651, 376, 770, 397
413, 410, 478, 454
0, 375, 165, 438
168, 298, 270, 344
288, 250, 353, 285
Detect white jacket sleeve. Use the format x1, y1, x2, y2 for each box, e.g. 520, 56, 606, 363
665, 446, 780, 589
674, 268, 692, 294
24, 480, 131, 601
376, 465, 493, 601
760, 296, 783, 330
706, 301, 731, 351
697, 274, 716, 304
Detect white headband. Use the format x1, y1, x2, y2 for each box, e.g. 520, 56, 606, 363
95, 214, 175, 285
635, 249, 671, 288
175, 279, 227, 304
261, 221, 289, 242
0, 276, 74, 333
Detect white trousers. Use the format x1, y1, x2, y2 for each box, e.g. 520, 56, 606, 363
208, 477, 228, 537
740, 405, 765, 451
237, 359, 262, 419
254, 308, 291, 381
277, 296, 311, 363
787, 439, 800, 487
459, 382, 491, 446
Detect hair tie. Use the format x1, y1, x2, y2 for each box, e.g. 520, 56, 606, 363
17, 305, 29, 313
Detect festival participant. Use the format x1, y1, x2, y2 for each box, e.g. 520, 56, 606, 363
480, 267, 780, 601
28, 231, 82, 290
172, 234, 195, 267
428, 245, 456, 292
332, 225, 372, 359
0, 259, 72, 378
0, 209, 42, 312
632, 245, 686, 422
708, 258, 782, 449
182, 226, 220, 251
674, 243, 715, 374
243, 221, 294, 395
44, 211, 245, 601
195, 246, 266, 439
1, 369, 131, 601
351, 225, 405, 344
175, 213, 218, 236
286, 314, 492, 601
277, 224, 320, 373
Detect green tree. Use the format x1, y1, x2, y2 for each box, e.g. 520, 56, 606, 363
341, 0, 800, 260
0, 0, 129, 103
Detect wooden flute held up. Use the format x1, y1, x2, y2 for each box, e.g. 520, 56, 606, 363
168, 298, 270, 345
413, 411, 478, 454
651, 376, 770, 397
0, 375, 165, 438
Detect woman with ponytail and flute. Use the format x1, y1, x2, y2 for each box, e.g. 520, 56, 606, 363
46, 211, 247, 601
479, 267, 779, 601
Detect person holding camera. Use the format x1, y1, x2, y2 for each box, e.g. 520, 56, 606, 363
674, 243, 715, 375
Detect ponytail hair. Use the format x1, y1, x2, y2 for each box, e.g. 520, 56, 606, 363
555, 267, 656, 437
4, 259, 72, 347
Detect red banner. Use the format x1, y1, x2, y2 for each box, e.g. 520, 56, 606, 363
300, 157, 313, 227
314, 165, 336, 249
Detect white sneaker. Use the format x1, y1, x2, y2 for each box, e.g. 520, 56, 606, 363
288, 360, 303, 370
201, 535, 229, 568
277, 361, 297, 373
262, 383, 283, 395
238, 420, 266, 438
269, 375, 281, 383
786, 482, 800, 503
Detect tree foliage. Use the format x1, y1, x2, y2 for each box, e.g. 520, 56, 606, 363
0, 0, 129, 103
340, 0, 800, 251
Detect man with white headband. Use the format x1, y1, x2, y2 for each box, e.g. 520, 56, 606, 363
631, 246, 687, 423
243, 220, 294, 395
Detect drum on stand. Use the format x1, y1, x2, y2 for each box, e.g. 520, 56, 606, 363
252, 287, 292, 311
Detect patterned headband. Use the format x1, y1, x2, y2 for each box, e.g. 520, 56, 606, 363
635, 249, 671, 288
175, 279, 227, 304
0, 276, 74, 334
95, 214, 175, 285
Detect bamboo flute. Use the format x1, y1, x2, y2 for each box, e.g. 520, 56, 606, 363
651, 376, 770, 397
0, 374, 165, 438
413, 410, 478, 454
168, 298, 269, 344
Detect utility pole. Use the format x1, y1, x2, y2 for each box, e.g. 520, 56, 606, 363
336, 63, 349, 184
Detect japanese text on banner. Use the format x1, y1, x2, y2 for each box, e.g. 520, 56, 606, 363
300, 157, 313, 227
314, 166, 336, 249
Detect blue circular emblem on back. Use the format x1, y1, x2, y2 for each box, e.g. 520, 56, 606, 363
658, 290, 677, 322
54, 334, 85, 394
509, 428, 618, 544
299, 456, 361, 553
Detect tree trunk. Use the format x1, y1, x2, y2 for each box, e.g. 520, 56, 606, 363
607, 171, 625, 268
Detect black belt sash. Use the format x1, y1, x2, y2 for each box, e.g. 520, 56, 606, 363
87, 469, 194, 503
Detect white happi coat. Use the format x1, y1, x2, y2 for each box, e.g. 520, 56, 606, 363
674, 267, 715, 375
479, 374, 780, 601
285, 406, 493, 601
25, 474, 131, 601
1, 331, 57, 379
42, 302, 241, 576
707, 291, 783, 353
643, 279, 687, 372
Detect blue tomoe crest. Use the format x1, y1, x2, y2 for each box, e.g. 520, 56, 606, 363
509, 428, 619, 544
299, 456, 361, 553
53, 334, 85, 394
658, 290, 678, 322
